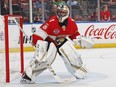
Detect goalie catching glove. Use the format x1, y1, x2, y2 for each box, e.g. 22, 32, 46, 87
73, 36, 94, 49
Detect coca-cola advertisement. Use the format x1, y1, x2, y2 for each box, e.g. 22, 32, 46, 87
84, 24, 116, 39
77, 22, 116, 44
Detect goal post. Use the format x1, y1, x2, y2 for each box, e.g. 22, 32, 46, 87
0, 15, 24, 83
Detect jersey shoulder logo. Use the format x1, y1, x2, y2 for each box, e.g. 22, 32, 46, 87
71, 19, 75, 21
42, 23, 49, 30
49, 19, 55, 22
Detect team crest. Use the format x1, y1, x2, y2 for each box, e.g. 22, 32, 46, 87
53, 28, 60, 34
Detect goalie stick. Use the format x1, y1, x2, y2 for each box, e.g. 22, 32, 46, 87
13, 18, 29, 40
13, 18, 77, 83
46, 63, 77, 83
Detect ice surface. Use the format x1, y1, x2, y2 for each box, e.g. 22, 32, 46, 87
0, 48, 116, 87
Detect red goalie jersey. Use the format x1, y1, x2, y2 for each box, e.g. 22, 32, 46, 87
32, 16, 80, 46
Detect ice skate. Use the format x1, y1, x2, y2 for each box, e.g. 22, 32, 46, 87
20, 73, 34, 84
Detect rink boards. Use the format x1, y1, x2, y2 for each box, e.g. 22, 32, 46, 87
0, 22, 116, 52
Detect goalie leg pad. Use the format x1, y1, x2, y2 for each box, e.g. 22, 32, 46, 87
59, 41, 87, 79
34, 40, 48, 61
21, 41, 57, 83
21, 59, 47, 83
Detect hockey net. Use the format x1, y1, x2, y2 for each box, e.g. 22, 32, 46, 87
0, 15, 24, 83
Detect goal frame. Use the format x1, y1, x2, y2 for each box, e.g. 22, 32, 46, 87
3, 15, 24, 83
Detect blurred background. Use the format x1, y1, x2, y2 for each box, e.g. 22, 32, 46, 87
0, 0, 116, 23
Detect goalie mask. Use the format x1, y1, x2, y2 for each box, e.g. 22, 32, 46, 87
57, 5, 69, 23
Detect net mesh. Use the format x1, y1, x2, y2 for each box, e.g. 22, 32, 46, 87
0, 15, 5, 82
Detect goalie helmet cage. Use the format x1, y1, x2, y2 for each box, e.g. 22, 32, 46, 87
0, 15, 24, 83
